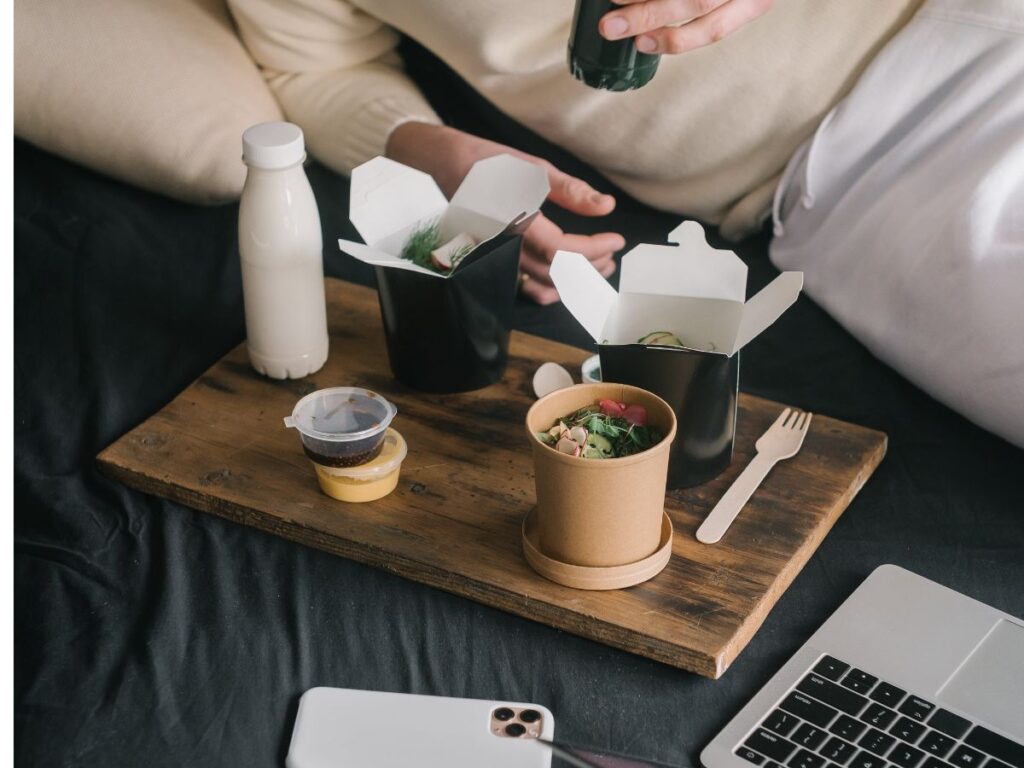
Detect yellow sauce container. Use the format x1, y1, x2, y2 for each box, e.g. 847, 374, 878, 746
312, 428, 407, 503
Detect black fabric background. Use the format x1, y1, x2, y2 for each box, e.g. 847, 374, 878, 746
14, 43, 1024, 767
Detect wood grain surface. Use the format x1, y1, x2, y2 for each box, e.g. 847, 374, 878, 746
97, 279, 887, 678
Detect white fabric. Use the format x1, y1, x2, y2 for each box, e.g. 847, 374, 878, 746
770, 0, 1024, 447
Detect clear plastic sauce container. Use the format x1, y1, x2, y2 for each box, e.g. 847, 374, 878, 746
284, 387, 397, 467
313, 429, 408, 503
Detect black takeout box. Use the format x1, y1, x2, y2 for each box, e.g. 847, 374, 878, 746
551, 222, 803, 488
338, 155, 549, 393
599, 344, 739, 488
373, 233, 521, 393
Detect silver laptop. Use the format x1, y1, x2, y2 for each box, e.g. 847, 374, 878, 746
702, 565, 1024, 768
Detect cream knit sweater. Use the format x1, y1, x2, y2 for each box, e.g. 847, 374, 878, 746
227, 0, 921, 240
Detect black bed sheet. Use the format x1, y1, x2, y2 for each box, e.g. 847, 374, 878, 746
14, 59, 1024, 766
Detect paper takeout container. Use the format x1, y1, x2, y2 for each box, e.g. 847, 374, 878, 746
551, 222, 803, 488
525, 383, 676, 579
338, 154, 549, 393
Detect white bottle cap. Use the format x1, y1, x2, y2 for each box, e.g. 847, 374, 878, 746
242, 121, 305, 170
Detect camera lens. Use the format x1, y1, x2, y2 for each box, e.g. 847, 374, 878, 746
505, 723, 527, 737
493, 708, 515, 722
519, 709, 541, 723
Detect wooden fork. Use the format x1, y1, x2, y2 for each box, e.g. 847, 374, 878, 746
696, 408, 812, 544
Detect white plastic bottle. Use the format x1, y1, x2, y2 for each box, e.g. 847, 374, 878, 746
239, 122, 329, 379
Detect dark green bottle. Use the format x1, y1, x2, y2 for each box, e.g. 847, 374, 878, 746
567, 0, 661, 91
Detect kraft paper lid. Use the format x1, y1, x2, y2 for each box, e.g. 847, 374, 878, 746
522, 509, 673, 591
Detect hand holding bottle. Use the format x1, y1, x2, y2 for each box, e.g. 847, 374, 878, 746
599, 0, 774, 54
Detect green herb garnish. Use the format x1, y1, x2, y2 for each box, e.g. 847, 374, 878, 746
400, 220, 443, 270
537, 401, 663, 459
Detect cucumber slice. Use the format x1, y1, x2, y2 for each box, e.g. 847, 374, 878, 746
637, 331, 684, 347
585, 432, 615, 459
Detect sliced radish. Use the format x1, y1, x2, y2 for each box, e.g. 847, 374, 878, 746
622, 404, 648, 426
556, 437, 581, 456
568, 426, 588, 444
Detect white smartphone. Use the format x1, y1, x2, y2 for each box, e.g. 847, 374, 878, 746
286, 687, 555, 768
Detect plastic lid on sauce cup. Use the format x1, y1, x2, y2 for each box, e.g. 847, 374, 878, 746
284, 387, 396, 461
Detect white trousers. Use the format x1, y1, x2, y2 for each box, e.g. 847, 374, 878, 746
770, 0, 1024, 447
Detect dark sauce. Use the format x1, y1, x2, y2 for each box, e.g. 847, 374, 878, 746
304, 440, 384, 468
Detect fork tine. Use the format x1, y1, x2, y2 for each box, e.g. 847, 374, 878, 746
798, 412, 813, 431
785, 409, 801, 428
773, 408, 793, 430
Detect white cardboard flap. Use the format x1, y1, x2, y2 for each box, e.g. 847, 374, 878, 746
349, 156, 448, 246
731, 271, 804, 354
619, 221, 746, 301
550, 250, 618, 342
448, 155, 550, 227
336, 239, 444, 278
619, 244, 747, 302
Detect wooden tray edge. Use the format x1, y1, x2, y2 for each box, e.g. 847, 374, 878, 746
713, 430, 888, 677
95, 452, 721, 678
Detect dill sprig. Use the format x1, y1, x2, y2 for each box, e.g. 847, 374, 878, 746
399, 220, 443, 270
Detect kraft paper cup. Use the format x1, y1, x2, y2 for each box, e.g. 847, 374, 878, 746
525, 383, 677, 569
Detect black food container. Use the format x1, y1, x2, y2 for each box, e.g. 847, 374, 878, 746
599, 345, 739, 489
374, 234, 521, 393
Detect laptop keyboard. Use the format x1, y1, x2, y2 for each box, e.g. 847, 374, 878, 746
734, 655, 1024, 768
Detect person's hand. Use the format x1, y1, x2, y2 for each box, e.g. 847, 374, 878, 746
386, 122, 624, 305
599, 0, 773, 54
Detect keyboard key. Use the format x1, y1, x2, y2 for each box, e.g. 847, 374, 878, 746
766, 763, 783, 768
928, 710, 971, 740
797, 675, 870, 716
890, 744, 926, 768
789, 749, 827, 768
737, 747, 767, 764
949, 746, 986, 768
898, 697, 935, 722
764, 710, 801, 737
781, 691, 840, 728
870, 682, 906, 708
862, 704, 899, 730
919, 731, 956, 758
849, 751, 887, 768
859, 728, 897, 757
964, 726, 1024, 768
891, 717, 928, 744
820, 737, 858, 765
794, 724, 829, 750
842, 670, 879, 695
922, 757, 955, 768
746, 730, 799, 762
830, 715, 868, 741
987, 760, 1015, 768
814, 656, 852, 682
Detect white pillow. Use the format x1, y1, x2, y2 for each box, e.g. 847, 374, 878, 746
14, 0, 283, 204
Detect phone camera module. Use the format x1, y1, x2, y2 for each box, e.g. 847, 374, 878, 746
504, 723, 527, 737
493, 707, 515, 722
519, 709, 541, 723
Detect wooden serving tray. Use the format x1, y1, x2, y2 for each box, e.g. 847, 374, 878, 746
98, 279, 886, 678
